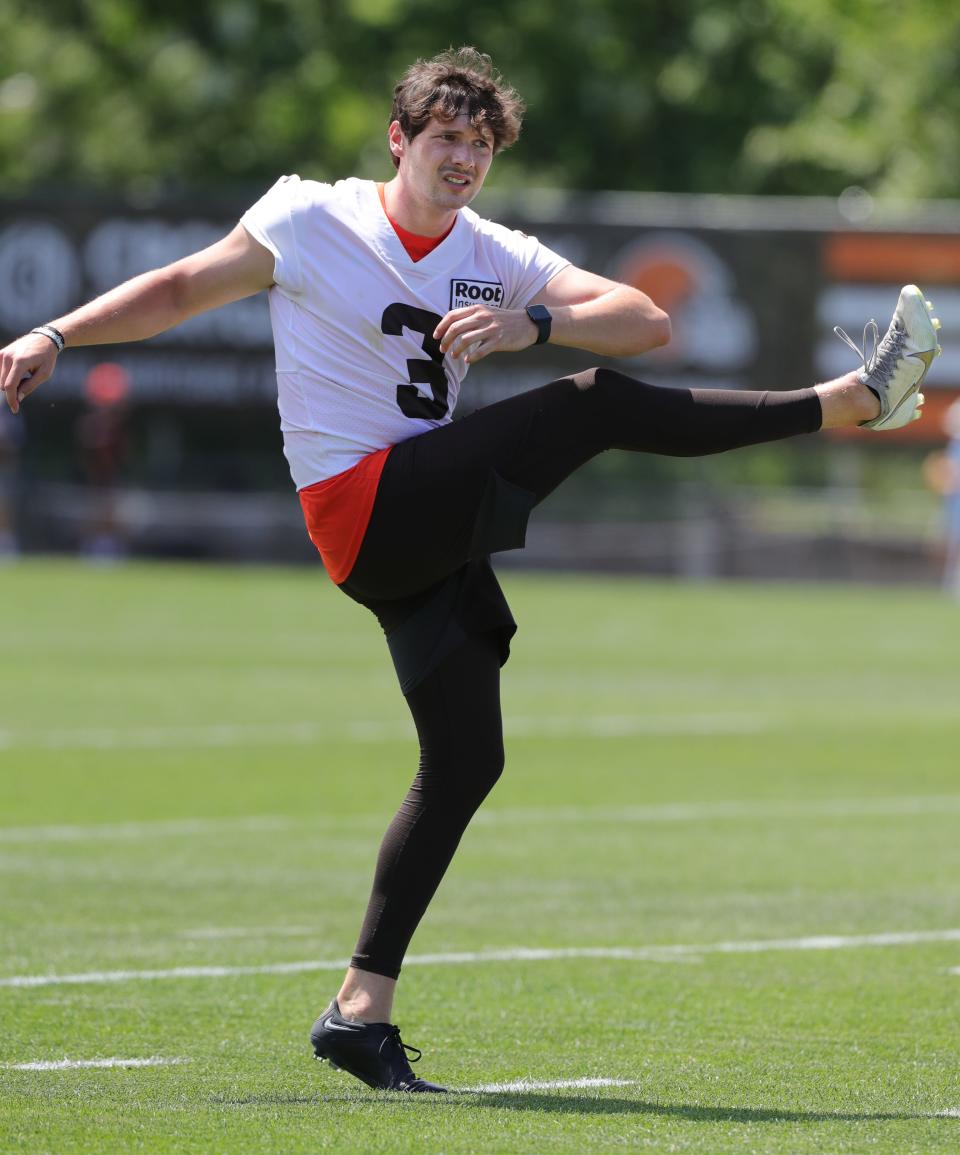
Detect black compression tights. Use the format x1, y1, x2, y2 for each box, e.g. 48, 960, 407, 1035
350, 633, 504, 978
349, 369, 823, 977
345, 368, 823, 603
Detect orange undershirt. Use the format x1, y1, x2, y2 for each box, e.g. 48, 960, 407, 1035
298, 187, 454, 584
376, 181, 456, 260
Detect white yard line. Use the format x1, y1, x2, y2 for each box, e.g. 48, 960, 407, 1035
4, 1057, 188, 1071
0, 721, 374, 751
1, 960, 352, 988
178, 926, 319, 940
0, 816, 300, 844
659, 929, 960, 955
7, 1056, 953, 1118
462, 1077, 637, 1093
5, 793, 960, 845
508, 714, 771, 738
4, 928, 960, 989
472, 794, 960, 827
0, 713, 770, 752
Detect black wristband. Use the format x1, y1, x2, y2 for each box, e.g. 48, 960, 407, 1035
525, 304, 552, 345
31, 324, 66, 353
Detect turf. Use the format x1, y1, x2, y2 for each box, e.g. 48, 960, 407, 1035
1, 559, 959, 1153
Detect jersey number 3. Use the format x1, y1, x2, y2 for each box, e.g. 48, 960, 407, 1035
381, 304, 450, 420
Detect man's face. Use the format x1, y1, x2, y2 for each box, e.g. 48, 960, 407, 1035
390, 112, 495, 212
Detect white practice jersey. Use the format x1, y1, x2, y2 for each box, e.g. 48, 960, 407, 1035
240, 176, 570, 489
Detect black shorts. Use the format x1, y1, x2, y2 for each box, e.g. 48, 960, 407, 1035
343, 554, 515, 696
337, 375, 601, 694
339, 438, 540, 694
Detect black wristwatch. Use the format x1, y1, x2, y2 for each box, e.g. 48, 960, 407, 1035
525, 304, 552, 345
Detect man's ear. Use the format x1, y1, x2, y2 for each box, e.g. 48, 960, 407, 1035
388, 120, 405, 164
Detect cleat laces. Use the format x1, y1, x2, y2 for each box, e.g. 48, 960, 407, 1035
833, 318, 906, 390
379, 1026, 435, 1090
379, 1025, 423, 1065
830, 285, 937, 432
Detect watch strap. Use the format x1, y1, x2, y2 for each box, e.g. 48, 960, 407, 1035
525, 304, 552, 345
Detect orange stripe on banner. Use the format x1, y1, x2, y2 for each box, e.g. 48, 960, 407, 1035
825, 235, 960, 282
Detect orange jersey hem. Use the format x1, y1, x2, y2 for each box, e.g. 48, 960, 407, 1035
298, 447, 392, 584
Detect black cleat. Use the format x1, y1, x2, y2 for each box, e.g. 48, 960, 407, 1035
310, 1000, 447, 1093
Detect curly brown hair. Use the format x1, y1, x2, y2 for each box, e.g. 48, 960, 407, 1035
389, 47, 525, 168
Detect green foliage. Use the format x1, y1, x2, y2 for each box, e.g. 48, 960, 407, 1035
1, 0, 958, 196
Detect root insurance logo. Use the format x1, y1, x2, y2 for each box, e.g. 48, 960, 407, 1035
450, 279, 505, 310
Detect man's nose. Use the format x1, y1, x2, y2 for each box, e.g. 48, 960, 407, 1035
449, 141, 474, 167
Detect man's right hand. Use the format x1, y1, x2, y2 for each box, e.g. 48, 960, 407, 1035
1, 332, 60, 414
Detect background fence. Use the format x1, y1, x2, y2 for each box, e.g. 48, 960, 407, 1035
2, 189, 958, 580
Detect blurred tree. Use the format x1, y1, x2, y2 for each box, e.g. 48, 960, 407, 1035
0, 0, 956, 198
738, 0, 960, 198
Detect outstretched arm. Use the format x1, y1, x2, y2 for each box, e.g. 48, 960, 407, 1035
1, 223, 275, 413
433, 264, 671, 364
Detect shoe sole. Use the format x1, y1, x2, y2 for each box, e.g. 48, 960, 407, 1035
312, 1039, 447, 1092
902, 285, 942, 369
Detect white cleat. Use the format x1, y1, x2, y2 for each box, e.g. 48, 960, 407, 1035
834, 284, 942, 430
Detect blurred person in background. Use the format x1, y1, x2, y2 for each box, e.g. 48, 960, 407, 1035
75, 362, 131, 560
0, 47, 942, 1093
0, 403, 23, 559
923, 397, 960, 595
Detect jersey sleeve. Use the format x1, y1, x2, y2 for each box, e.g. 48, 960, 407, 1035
240, 175, 307, 295
494, 227, 571, 310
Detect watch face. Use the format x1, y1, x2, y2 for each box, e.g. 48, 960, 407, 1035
527, 305, 551, 343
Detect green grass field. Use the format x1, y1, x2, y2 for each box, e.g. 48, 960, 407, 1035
2, 559, 959, 1154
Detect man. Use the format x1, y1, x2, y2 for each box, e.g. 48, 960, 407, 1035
0, 48, 942, 1093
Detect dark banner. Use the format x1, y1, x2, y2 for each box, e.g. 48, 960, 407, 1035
2, 192, 957, 439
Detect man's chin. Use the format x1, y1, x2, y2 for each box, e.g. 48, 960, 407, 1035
436, 181, 481, 208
